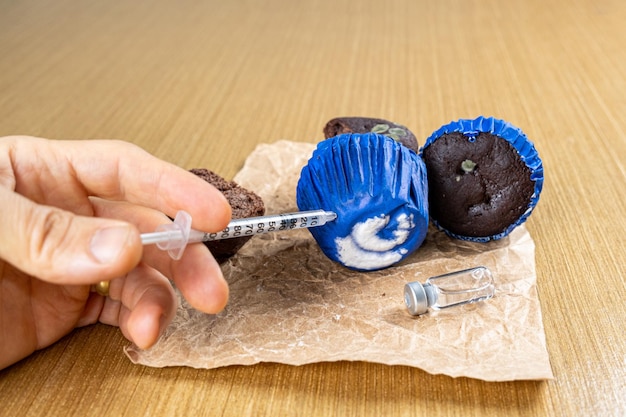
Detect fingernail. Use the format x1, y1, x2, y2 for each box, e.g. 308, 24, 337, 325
90, 225, 131, 264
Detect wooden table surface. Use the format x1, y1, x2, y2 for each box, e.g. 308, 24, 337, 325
1, 0, 624, 415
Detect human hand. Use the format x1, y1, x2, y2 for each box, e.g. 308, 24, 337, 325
0, 136, 232, 370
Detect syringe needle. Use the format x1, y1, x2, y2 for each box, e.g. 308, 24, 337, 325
141, 209, 337, 260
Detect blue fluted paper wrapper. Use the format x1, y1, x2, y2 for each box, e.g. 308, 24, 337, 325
297, 133, 429, 271
420, 116, 544, 242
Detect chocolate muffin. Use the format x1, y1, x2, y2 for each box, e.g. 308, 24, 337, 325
297, 133, 429, 271
323, 117, 419, 151
190, 168, 265, 263
420, 116, 543, 242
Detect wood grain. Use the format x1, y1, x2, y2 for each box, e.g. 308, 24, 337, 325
0, 0, 624, 415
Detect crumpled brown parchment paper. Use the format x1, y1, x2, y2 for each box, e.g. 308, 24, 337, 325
125, 140, 553, 381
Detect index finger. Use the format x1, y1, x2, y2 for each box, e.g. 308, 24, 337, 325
64, 139, 232, 232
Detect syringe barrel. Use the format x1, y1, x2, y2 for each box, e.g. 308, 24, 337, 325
200, 210, 336, 241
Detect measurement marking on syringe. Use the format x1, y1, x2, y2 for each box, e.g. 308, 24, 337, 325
201, 212, 333, 241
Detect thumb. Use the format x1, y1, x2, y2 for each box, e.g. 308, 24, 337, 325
0, 188, 142, 285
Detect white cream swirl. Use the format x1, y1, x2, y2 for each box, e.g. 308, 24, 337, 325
334, 213, 415, 270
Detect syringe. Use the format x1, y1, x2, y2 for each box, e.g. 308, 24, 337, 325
141, 209, 337, 260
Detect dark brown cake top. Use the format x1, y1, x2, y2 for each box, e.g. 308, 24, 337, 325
190, 168, 265, 219
421, 132, 534, 238
323, 117, 419, 151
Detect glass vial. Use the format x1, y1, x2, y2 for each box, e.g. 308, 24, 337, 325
404, 266, 495, 316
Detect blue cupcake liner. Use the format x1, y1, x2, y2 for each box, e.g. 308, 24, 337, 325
419, 116, 544, 242
297, 133, 429, 271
